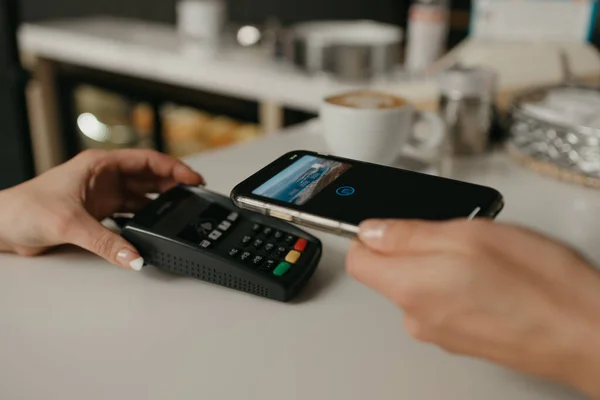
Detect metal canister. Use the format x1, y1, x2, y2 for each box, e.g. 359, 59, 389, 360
438, 66, 499, 155
283, 21, 403, 82
74, 86, 141, 150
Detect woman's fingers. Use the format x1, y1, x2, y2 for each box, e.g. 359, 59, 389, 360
110, 149, 205, 185
358, 219, 458, 256
358, 218, 504, 257
347, 240, 452, 310
122, 178, 179, 196
119, 192, 152, 213
64, 210, 144, 271
172, 162, 205, 185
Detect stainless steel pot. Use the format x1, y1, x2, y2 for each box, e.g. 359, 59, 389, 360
282, 20, 403, 82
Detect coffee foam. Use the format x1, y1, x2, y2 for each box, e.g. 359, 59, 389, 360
327, 91, 406, 109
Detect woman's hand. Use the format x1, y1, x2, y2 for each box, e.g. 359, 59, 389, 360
0, 149, 204, 270
347, 219, 600, 398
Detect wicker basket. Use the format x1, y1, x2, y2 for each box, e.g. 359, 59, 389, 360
507, 84, 600, 188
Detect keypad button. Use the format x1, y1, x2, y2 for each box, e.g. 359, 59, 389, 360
218, 221, 232, 231
263, 243, 275, 254
240, 251, 252, 262
229, 248, 240, 257
263, 227, 273, 236
283, 235, 295, 245
253, 239, 264, 249
262, 259, 277, 272
197, 220, 215, 235
208, 230, 222, 240
294, 238, 307, 252
252, 255, 264, 266
274, 231, 284, 241
273, 262, 292, 277
241, 236, 253, 246
200, 240, 211, 249
227, 212, 239, 222
252, 223, 262, 232
276, 246, 287, 258
285, 250, 301, 264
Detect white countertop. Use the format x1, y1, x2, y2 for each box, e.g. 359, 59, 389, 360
1, 122, 599, 400
18, 17, 439, 113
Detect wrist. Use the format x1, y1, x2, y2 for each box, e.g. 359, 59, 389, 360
0, 189, 15, 252
571, 325, 600, 399
558, 281, 600, 399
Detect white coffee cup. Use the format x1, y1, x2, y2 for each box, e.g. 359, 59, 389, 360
320, 90, 446, 165
177, 0, 226, 41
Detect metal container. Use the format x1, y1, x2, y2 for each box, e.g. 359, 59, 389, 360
74, 85, 141, 150
283, 20, 402, 82
438, 66, 499, 155
507, 84, 600, 186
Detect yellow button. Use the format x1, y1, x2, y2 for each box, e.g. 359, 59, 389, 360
285, 250, 301, 264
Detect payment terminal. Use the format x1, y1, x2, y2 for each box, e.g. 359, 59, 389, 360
118, 185, 322, 302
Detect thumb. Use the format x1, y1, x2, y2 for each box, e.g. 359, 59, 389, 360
358, 219, 433, 255
67, 212, 144, 271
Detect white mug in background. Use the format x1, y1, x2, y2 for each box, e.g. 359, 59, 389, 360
177, 0, 226, 55
320, 90, 446, 165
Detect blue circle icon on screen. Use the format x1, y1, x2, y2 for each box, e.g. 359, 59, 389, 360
336, 186, 355, 196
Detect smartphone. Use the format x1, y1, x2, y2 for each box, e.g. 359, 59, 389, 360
231, 150, 504, 237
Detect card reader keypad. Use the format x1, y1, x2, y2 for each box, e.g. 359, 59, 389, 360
228, 224, 310, 277
179, 203, 313, 278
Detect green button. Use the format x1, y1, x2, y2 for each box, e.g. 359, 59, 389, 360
273, 262, 292, 277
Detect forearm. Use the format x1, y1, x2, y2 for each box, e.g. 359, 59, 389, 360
558, 292, 600, 399
571, 335, 600, 399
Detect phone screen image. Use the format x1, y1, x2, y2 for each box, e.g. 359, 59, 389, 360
253, 155, 352, 205
240, 152, 502, 226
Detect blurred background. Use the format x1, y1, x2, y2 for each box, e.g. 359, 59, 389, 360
20, 0, 462, 37
3, 0, 600, 189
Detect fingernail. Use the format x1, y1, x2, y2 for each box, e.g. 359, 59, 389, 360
117, 249, 144, 271
359, 220, 388, 245
129, 258, 144, 271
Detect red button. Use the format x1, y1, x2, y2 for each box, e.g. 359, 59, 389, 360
294, 238, 307, 252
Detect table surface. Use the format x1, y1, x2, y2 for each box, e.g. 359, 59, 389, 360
2, 122, 600, 400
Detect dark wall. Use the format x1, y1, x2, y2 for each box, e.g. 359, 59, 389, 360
1, 0, 34, 188
21, 0, 178, 23
228, 1, 408, 25
20, 0, 410, 25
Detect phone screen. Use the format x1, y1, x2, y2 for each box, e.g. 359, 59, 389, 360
238, 152, 502, 226
253, 155, 352, 205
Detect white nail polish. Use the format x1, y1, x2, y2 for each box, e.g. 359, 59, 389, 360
361, 224, 387, 240
129, 257, 144, 271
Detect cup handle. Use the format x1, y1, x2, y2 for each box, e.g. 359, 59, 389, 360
403, 111, 446, 159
